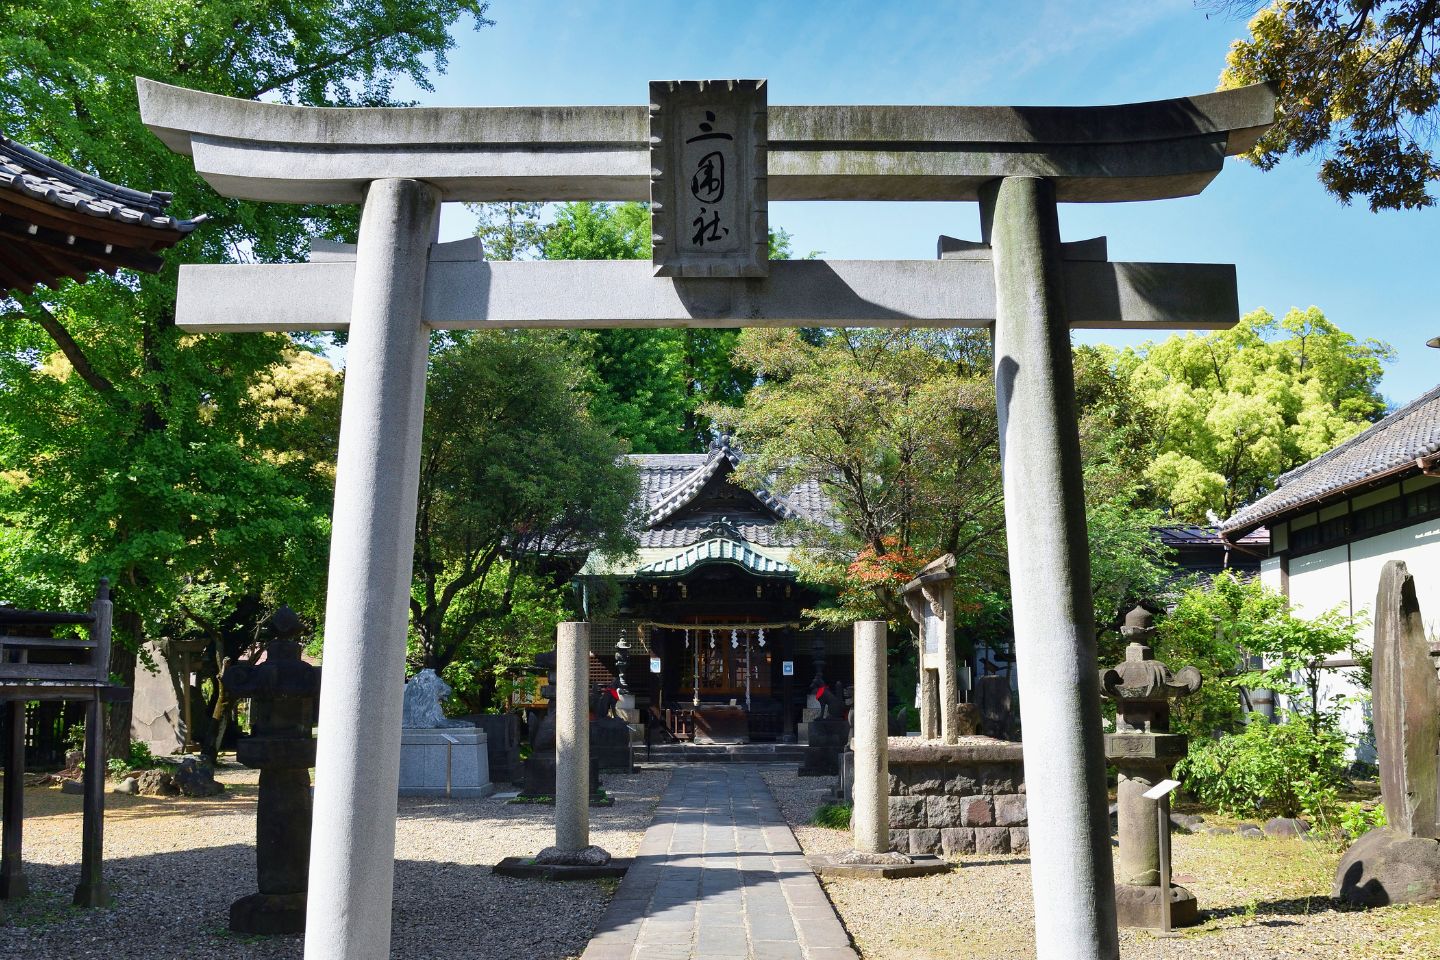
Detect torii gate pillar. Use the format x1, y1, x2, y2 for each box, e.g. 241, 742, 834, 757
305, 179, 440, 960
985, 176, 1119, 958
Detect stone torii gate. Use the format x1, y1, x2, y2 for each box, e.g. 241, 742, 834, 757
137, 76, 1274, 960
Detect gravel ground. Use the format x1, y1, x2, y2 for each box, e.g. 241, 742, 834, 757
761, 767, 1440, 960
0, 763, 670, 960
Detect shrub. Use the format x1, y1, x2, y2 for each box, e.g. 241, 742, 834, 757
811, 803, 852, 830
1177, 713, 1348, 821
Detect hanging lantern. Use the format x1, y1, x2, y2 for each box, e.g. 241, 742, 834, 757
709, 629, 716, 650
731, 628, 739, 649
684, 628, 690, 649
757, 627, 766, 648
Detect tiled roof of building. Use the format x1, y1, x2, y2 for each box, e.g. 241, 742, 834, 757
1221, 384, 1440, 535
1153, 524, 1268, 547
0, 134, 203, 293
630, 439, 833, 549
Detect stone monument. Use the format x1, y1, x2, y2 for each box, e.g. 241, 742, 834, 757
398, 669, 492, 797
902, 554, 962, 743
1335, 561, 1440, 905
1099, 606, 1202, 929
223, 607, 318, 935
521, 651, 601, 800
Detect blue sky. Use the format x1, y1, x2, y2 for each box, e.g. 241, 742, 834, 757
405, 0, 1437, 406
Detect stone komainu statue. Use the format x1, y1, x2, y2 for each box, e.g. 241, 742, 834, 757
402, 668, 471, 729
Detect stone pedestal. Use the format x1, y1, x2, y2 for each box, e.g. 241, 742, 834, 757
522, 753, 602, 800
885, 736, 1029, 856
459, 713, 523, 786
1113, 884, 1198, 929
398, 727, 493, 797
799, 719, 848, 777
591, 717, 635, 773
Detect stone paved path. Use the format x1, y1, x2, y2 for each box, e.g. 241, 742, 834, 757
581, 765, 858, 960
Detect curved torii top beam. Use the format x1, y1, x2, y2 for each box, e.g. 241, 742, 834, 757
136, 78, 1275, 205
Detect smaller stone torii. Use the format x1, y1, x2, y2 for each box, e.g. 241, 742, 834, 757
902, 554, 962, 743
137, 77, 1275, 960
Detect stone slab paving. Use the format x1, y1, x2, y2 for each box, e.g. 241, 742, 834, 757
582, 765, 858, 960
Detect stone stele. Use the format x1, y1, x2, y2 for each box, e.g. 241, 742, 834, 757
1335, 560, 1440, 906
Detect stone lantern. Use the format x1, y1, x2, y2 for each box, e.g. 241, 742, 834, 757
223, 607, 319, 935
1100, 605, 1202, 929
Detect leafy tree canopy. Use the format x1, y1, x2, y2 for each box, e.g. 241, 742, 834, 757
411, 330, 638, 679
1220, 0, 1440, 210
1107, 306, 1392, 522
469, 200, 779, 453
0, 0, 492, 749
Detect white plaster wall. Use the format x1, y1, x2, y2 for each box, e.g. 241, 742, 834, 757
1286, 545, 1352, 619
1347, 518, 1440, 638
1259, 555, 1283, 593
1280, 519, 1440, 763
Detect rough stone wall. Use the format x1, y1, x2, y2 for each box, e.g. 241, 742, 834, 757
886, 736, 1028, 856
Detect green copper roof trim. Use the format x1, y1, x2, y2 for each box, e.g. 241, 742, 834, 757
635, 536, 797, 578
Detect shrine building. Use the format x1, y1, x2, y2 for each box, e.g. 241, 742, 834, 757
575, 438, 850, 743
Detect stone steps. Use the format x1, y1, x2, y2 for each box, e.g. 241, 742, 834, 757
638, 743, 806, 764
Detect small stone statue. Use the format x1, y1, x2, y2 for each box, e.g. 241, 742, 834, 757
402, 668, 473, 729
223, 606, 320, 935
1100, 605, 1202, 929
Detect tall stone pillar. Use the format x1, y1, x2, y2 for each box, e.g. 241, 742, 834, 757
852, 621, 891, 856
983, 176, 1120, 960
304, 178, 440, 960
535, 623, 611, 866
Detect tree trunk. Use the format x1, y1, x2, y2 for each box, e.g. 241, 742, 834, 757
105, 612, 141, 763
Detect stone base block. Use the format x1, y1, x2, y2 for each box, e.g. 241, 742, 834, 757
798, 719, 849, 777
535, 844, 612, 866
230, 891, 306, 935
399, 727, 493, 797
70, 881, 111, 908
591, 717, 635, 773
813, 852, 950, 879
1334, 828, 1440, 906
521, 753, 601, 799
492, 855, 630, 881
1114, 883, 1199, 929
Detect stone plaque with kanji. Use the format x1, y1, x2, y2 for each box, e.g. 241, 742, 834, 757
649, 79, 768, 278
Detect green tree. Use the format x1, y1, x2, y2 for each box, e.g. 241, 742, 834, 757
0, 0, 493, 753
1219, 1, 1440, 210
708, 328, 1005, 626
411, 331, 638, 680
1110, 306, 1392, 522
470, 200, 767, 452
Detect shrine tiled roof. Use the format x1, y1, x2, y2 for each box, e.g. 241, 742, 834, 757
629, 439, 833, 549
0, 134, 204, 292
1221, 383, 1440, 536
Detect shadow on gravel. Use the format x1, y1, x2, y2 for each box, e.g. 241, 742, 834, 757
1202, 895, 1363, 923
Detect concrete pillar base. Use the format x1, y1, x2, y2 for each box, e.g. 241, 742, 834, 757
1113, 883, 1198, 929
231, 891, 307, 935
815, 852, 951, 880
535, 844, 613, 867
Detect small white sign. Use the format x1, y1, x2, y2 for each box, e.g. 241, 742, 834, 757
649, 657, 662, 674
1142, 779, 1182, 801
782, 660, 794, 677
